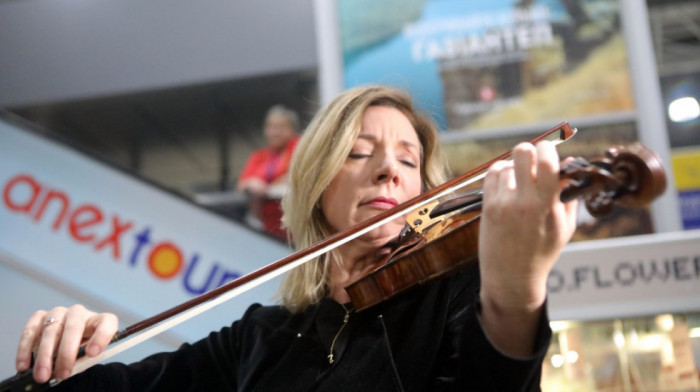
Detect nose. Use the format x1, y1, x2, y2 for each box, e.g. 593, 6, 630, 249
373, 153, 400, 185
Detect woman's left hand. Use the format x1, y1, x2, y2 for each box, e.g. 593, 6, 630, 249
477, 140, 578, 356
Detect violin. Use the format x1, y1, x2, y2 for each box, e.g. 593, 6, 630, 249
346, 142, 667, 311
0, 122, 667, 392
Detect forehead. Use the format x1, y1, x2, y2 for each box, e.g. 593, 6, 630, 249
266, 113, 291, 126
358, 105, 419, 144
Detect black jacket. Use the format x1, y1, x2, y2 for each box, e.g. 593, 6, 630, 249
56, 265, 551, 391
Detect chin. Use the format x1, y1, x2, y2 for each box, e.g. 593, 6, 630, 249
360, 223, 403, 246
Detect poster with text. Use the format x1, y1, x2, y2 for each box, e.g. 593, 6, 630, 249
340, 0, 634, 132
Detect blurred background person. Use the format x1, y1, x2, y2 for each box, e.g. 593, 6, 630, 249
237, 105, 300, 239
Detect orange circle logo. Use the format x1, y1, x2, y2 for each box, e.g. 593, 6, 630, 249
147, 242, 183, 279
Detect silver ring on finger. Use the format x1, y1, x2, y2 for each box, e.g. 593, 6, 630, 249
44, 316, 62, 327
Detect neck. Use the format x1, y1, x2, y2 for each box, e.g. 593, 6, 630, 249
271, 137, 294, 153
327, 241, 389, 304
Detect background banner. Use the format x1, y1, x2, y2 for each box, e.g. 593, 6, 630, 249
340, 0, 633, 132
672, 147, 700, 229
550, 230, 700, 321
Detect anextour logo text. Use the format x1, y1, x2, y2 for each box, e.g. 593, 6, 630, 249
2, 173, 241, 295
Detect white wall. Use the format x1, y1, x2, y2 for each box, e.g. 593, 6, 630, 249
0, 0, 316, 107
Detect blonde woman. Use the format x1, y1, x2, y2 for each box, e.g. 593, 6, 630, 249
16, 86, 577, 391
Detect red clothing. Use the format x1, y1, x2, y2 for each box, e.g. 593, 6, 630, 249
238, 137, 299, 185
238, 137, 299, 239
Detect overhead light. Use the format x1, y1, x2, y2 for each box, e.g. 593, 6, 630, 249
551, 354, 564, 368
691, 327, 700, 338
668, 96, 700, 122
550, 321, 571, 332
565, 350, 579, 363
655, 314, 675, 332
636, 334, 665, 351
614, 330, 626, 348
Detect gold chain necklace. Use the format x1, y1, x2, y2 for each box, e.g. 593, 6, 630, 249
327, 303, 352, 364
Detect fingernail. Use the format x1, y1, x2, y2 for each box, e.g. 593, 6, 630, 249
87, 344, 100, 356
35, 366, 49, 382
16, 361, 26, 371
57, 368, 71, 380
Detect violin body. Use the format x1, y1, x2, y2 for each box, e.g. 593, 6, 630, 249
347, 209, 482, 311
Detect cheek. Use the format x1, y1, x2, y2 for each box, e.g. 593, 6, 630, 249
407, 173, 423, 198
321, 179, 351, 230
268, 130, 281, 140
414, 177, 423, 194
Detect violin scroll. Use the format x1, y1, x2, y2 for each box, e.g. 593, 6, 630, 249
560, 142, 667, 216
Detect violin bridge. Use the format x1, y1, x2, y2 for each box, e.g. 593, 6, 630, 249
406, 200, 443, 234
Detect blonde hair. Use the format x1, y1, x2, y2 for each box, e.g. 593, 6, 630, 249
278, 85, 448, 312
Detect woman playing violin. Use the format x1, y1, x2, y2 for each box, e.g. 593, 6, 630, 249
15, 86, 578, 391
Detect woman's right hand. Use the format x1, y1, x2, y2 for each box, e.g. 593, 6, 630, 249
15, 305, 119, 383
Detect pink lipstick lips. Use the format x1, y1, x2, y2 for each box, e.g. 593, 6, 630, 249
364, 196, 398, 209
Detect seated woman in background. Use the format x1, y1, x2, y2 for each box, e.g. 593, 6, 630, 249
16, 85, 578, 391
237, 104, 300, 239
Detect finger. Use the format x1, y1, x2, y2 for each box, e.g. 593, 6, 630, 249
482, 160, 510, 207
34, 307, 68, 383
564, 198, 579, 229
497, 163, 516, 199
83, 313, 119, 358
560, 155, 577, 166
512, 143, 537, 196
16, 310, 48, 372
53, 305, 90, 380
535, 141, 561, 203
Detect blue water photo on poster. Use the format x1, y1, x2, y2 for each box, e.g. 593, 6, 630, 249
339, 0, 631, 133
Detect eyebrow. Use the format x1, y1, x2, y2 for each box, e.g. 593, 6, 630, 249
357, 133, 420, 153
